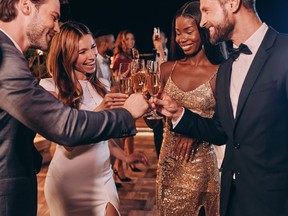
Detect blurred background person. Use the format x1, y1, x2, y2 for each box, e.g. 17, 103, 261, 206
153, 29, 169, 65
111, 29, 142, 183
40, 21, 148, 216
93, 29, 117, 92
112, 29, 135, 80
156, 2, 224, 215
93, 29, 128, 188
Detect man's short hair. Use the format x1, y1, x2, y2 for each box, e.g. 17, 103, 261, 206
93, 29, 114, 39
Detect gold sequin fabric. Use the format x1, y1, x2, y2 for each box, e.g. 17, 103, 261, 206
156, 65, 220, 216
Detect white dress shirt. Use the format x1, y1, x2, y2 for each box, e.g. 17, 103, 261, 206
230, 23, 268, 117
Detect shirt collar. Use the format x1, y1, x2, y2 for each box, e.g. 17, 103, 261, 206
234, 23, 268, 55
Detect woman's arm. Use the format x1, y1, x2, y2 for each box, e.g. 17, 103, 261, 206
108, 139, 149, 166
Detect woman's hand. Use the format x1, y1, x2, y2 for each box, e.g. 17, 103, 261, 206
125, 151, 149, 167
95, 93, 128, 111
153, 39, 163, 52
173, 137, 193, 162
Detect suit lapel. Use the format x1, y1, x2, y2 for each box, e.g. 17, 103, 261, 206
217, 58, 235, 137
0, 30, 15, 46
223, 59, 235, 124
235, 28, 277, 121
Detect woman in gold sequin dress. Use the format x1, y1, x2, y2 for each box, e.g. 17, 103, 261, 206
156, 2, 224, 215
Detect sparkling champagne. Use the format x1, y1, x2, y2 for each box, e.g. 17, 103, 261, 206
146, 73, 160, 95
131, 72, 146, 93
119, 78, 132, 94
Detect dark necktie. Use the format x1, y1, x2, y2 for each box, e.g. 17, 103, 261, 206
228, 43, 252, 61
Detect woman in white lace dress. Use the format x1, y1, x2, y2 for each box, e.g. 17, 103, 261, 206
40, 21, 148, 216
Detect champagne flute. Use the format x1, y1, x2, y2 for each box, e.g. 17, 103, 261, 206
145, 60, 163, 120
131, 59, 146, 93
118, 62, 132, 95
153, 27, 160, 40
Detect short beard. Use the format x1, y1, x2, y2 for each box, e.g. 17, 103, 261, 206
26, 11, 49, 51
105, 49, 114, 57
210, 8, 234, 44
210, 22, 233, 44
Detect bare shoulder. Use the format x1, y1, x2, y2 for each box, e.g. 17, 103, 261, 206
160, 61, 176, 78
160, 61, 176, 84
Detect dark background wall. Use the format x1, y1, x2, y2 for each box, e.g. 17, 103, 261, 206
61, 0, 288, 53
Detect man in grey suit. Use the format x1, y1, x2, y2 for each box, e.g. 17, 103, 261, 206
153, 0, 288, 215
0, 0, 148, 215
0, 45, 2, 67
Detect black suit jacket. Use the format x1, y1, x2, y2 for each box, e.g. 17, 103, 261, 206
173, 27, 288, 216
0, 31, 136, 216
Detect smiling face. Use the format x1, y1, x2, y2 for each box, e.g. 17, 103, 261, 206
26, 0, 60, 51
74, 34, 98, 79
200, 0, 234, 44
175, 16, 202, 56
123, 32, 135, 50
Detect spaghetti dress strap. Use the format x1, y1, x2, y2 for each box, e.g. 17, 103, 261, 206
208, 70, 218, 82
169, 61, 178, 76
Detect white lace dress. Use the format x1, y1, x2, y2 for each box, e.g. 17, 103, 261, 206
39, 78, 119, 216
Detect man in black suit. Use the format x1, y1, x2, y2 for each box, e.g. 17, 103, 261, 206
153, 0, 288, 215
0, 0, 148, 215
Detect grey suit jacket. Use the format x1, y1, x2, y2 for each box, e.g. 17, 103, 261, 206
173, 27, 288, 216
0, 31, 136, 216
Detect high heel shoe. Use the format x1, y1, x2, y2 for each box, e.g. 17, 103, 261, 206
115, 182, 122, 189
113, 169, 132, 182
129, 164, 142, 172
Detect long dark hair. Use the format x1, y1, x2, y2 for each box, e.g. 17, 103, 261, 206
169, 1, 224, 64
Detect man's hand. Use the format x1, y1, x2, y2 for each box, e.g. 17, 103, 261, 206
123, 93, 149, 119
